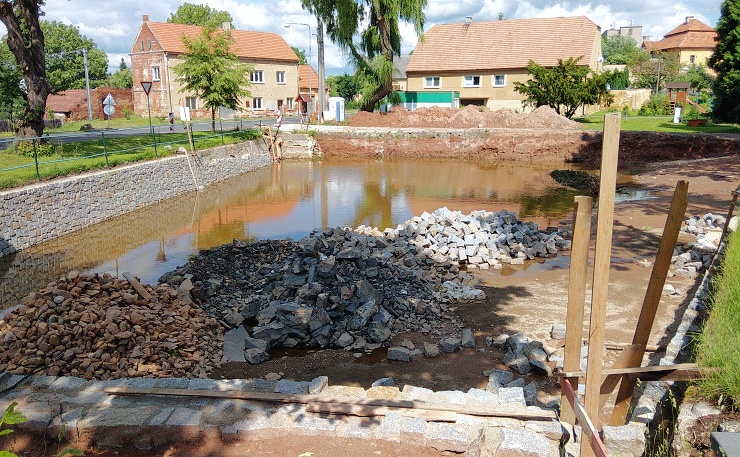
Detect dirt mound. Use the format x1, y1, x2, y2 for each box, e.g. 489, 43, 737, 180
348, 105, 582, 130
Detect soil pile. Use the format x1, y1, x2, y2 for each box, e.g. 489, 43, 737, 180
0, 272, 223, 380
348, 105, 582, 130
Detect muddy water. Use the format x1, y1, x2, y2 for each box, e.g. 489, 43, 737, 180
1, 159, 639, 310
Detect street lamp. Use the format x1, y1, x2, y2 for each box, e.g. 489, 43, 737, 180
51, 48, 93, 121
283, 22, 312, 115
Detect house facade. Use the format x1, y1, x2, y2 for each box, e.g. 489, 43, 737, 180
129, 15, 300, 119
405, 16, 602, 111
642, 17, 717, 68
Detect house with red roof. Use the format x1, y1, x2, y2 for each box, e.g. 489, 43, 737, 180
405, 16, 603, 111
129, 15, 302, 119
642, 16, 717, 69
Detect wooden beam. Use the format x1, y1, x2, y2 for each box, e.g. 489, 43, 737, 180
610, 180, 689, 425
305, 403, 458, 421
122, 272, 152, 301
561, 195, 594, 425
600, 344, 643, 410
582, 113, 621, 457
561, 375, 610, 457
719, 181, 740, 247
104, 387, 556, 421
562, 362, 702, 379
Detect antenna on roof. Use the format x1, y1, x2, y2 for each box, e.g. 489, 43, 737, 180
464, 16, 472, 26
498, 12, 504, 20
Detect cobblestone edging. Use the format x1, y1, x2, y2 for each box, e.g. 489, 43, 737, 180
0, 373, 564, 455
0, 141, 272, 258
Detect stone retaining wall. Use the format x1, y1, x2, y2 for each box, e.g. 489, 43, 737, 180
0, 141, 272, 258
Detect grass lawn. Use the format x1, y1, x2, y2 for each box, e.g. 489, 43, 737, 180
0, 128, 261, 189
575, 113, 740, 134
696, 228, 740, 408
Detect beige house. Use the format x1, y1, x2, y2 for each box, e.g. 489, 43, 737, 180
405, 16, 602, 111
129, 16, 300, 119
642, 17, 717, 68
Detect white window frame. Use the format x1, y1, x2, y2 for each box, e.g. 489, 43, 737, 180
185, 97, 197, 110
463, 75, 481, 87
286, 97, 294, 110
276, 71, 286, 84
152, 66, 161, 81
253, 97, 264, 110
492, 75, 505, 87
251, 70, 264, 84
424, 76, 441, 88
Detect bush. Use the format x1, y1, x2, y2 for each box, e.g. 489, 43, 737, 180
638, 94, 672, 116
12, 140, 57, 157
681, 104, 707, 122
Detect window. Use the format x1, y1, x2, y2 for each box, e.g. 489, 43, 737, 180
140, 41, 144, 51
152, 66, 160, 81
424, 76, 440, 88
492, 75, 505, 87
463, 75, 481, 87
148, 40, 153, 50
690, 55, 696, 63
251, 70, 264, 83
286, 97, 294, 110
253, 97, 263, 110
185, 97, 197, 110
276, 71, 286, 84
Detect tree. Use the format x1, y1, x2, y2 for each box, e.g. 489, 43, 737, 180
601, 35, 646, 65
301, 0, 427, 112
326, 74, 359, 101
168, 3, 233, 27
630, 51, 681, 92
42, 20, 108, 91
0, 0, 52, 138
513, 57, 614, 119
105, 58, 132, 89
173, 26, 252, 130
291, 47, 307, 65
709, 0, 740, 123
0, 39, 25, 122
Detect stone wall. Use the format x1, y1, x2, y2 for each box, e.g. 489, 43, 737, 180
0, 141, 272, 258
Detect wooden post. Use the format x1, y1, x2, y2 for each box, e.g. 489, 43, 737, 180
561, 195, 593, 425
581, 112, 620, 457
609, 180, 689, 425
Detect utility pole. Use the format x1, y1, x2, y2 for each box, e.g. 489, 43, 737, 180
317, 18, 326, 123
83, 48, 92, 121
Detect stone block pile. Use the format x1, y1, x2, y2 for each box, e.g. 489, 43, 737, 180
161, 208, 570, 363
0, 271, 223, 380
669, 213, 729, 280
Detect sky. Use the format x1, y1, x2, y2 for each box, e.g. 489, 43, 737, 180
2, 0, 724, 76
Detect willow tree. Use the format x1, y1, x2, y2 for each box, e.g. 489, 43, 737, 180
301, 0, 426, 112
0, 0, 52, 138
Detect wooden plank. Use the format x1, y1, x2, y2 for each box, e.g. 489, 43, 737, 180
122, 272, 152, 300
600, 344, 642, 410
305, 403, 458, 421
561, 195, 594, 425
719, 182, 740, 247
581, 113, 621, 457
562, 362, 701, 378
610, 180, 689, 426
561, 375, 610, 457
104, 387, 556, 420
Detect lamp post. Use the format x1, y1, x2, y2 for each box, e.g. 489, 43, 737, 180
52, 48, 93, 121
284, 22, 312, 116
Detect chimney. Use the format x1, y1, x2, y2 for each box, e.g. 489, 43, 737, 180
464, 16, 473, 26
221, 21, 232, 31
143, 15, 149, 23
685, 16, 695, 23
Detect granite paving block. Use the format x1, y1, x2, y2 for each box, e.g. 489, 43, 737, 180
376, 412, 401, 442
466, 388, 497, 405
149, 407, 175, 426
400, 416, 427, 446
154, 378, 189, 389
525, 419, 567, 441
275, 379, 309, 395
336, 418, 373, 439
123, 378, 157, 389
50, 376, 88, 391
430, 390, 466, 405
498, 387, 526, 406
188, 378, 218, 390
497, 428, 554, 457
291, 414, 340, 435
603, 423, 646, 457
425, 422, 469, 453
79, 405, 161, 428
401, 385, 434, 401
166, 407, 202, 427
309, 376, 328, 394
30, 375, 57, 388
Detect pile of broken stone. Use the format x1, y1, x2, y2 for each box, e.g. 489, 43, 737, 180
161, 207, 571, 364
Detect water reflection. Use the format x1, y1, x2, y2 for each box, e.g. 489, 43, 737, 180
1, 159, 594, 310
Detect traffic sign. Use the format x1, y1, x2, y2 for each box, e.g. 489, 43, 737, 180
103, 104, 115, 116
141, 81, 152, 95
103, 93, 115, 106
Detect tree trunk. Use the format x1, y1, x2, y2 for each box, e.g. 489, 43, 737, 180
360, 4, 393, 112
211, 106, 216, 131
0, 0, 52, 139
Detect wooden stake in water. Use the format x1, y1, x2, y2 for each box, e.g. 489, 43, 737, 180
580, 112, 620, 457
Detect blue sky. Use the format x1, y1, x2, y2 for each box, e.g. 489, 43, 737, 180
4, 0, 724, 75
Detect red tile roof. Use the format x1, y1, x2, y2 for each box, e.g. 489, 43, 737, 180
406, 16, 600, 72
144, 21, 299, 63
643, 19, 717, 51
299, 64, 318, 89
47, 89, 88, 113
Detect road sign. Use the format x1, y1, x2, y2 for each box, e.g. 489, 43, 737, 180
103, 93, 116, 106
103, 104, 115, 116
141, 81, 152, 95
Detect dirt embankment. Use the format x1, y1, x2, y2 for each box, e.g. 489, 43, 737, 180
321, 106, 740, 165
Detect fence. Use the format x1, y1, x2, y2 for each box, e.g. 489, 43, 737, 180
0, 119, 263, 188
0, 119, 62, 133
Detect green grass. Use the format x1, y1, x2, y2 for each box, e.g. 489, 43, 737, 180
0, 128, 262, 189
575, 113, 740, 134
696, 228, 740, 409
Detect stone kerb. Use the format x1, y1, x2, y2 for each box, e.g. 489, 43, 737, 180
0, 140, 271, 258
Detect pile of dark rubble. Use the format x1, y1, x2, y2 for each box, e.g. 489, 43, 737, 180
0, 272, 223, 379
160, 208, 571, 363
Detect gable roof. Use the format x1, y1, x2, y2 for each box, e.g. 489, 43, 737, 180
406, 16, 600, 73
135, 20, 299, 63
643, 18, 717, 51
393, 55, 412, 79
298, 64, 318, 89
47, 89, 88, 113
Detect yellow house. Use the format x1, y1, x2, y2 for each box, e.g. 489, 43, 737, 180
130, 15, 300, 119
405, 16, 602, 111
642, 17, 717, 68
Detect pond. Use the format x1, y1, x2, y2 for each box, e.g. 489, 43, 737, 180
0, 159, 646, 310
